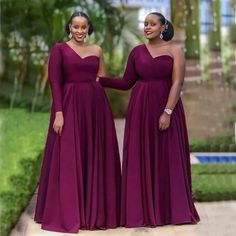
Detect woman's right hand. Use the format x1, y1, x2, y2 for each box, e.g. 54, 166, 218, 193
53, 111, 64, 136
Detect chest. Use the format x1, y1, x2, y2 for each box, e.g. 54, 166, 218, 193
134, 53, 173, 78
61, 48, 99, 74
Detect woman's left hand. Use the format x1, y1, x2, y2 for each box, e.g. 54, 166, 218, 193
96, 77, 100, 82
158, 112, 171, 131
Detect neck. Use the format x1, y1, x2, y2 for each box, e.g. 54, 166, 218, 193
148, 36, 164, 45
71, 38, 85, 46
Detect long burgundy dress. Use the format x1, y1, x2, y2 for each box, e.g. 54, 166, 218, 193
100, 44, 200, 227
34, 42, 121, 233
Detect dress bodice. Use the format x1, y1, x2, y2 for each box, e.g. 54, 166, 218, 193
100, 44, 174, 90
58, 42, 99, 83
134, 44, 173, 81
47, 42, 99, 112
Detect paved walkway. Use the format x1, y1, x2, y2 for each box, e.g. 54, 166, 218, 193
9, 196, 236, 236
10, 120, 236, 236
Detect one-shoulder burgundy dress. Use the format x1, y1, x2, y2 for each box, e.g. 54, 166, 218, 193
100, 44, 200, 227
34, 42, 121, 233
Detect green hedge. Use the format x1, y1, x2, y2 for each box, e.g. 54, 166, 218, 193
189, 132, 236, 152
0, 157, 42, 236
192, 164, 236, 201
0, 109, 48, 236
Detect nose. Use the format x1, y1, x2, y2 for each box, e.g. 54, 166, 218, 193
76, 28, 83, 33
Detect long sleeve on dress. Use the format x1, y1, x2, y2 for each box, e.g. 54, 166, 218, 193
100, 48, 137, 90
48, 43, 63, 112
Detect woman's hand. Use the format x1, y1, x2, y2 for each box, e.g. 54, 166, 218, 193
53, 111, 64, 136
96, 76, 100, 82
158, 112, 171, 131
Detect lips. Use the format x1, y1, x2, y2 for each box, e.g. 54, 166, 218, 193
76, 34, 84, 38
145, 31, 153, 36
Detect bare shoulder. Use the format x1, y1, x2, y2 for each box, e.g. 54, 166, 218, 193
89, 44, 103, 56
90, 44, 102, 51
169, 43, 184, 57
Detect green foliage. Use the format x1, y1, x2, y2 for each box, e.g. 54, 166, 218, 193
230, 0, 236, 42
103, 51, 130, 118
200, 37, 210, 82
184, 0, 200, 59
0, 157, 42, 236
192, 164, 236, 201
0, 109, 48, 236
171, 0, 186, 31
189, 132, 236, 152
229, 24, 236, 43
224, 116, 236, 126
0, 0, 124, 111
221, 29, 234, 82
105, 89, 129, 118
209, 0, 221, 51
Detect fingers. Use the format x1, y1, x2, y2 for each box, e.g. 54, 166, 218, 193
159, 123, 165, 130
53, 125, 58, 134
158, 121, 169, 131
58, 127, 62, 136
53, 124, 63, 135
159, 125, 167, 130
53, 114, 64, 135
158, 113, 170, 131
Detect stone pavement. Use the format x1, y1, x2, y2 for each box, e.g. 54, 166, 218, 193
9, 196, 236, 236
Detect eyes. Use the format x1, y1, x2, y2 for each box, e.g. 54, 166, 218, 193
72, 25, 87, 30
144, 21, 157, 27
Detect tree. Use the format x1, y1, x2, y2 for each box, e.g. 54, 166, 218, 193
0, 0, 124, 110
184, 0, 200, 59
209, 0, 221, 51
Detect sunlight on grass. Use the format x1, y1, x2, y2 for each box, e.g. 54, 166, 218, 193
0, 109, 49, 192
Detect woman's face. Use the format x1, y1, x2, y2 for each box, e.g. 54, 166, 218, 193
144, 14, 165, 40
69, 16, 89, 42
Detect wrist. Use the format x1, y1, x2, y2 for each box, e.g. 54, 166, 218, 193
164, 108, 172, 115
55, 111, 63, 116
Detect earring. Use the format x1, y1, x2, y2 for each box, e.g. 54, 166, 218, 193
69, 32, 72, 39
160, 32, 163, 39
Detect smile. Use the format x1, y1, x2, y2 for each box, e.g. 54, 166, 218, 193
76, 34, 85, 37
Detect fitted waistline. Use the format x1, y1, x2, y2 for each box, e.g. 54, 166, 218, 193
137, 77, 171, 82
64, 80, 97, 84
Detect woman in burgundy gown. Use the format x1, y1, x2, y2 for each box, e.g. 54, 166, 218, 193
34, 12, 121, 233
99, 12, 200, 227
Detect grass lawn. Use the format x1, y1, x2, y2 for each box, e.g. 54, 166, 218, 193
0, 108, 49, 192
0, 108, 49, 236
191, 164, 236, 201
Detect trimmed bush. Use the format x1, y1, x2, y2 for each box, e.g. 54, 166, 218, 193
0, 156, 42, 236
0, 109, 48, 236
189, 132, 236, 152
192, 164, 236, 202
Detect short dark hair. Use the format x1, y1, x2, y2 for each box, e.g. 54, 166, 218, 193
64, 11, 94, 36
149, 12, 174, 41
